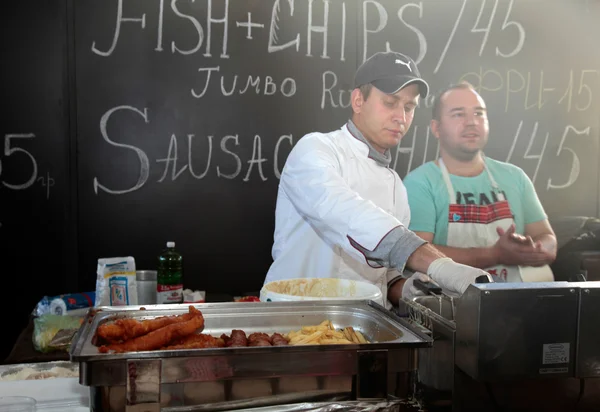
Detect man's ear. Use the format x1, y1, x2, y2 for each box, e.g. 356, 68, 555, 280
350, 89, 364, 114
430, 119, 440, 139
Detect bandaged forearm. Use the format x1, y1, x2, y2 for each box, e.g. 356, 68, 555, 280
350, 226, 427, 272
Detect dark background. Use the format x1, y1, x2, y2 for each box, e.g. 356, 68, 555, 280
2, 0, 599, 361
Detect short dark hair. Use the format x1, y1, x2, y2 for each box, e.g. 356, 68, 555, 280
432, 81, 477, 121
359, 83, 373, 100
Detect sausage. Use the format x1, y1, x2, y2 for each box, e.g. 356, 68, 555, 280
227, 330, 248, 347
248, 332, 272, 347
270, 333, 289, 346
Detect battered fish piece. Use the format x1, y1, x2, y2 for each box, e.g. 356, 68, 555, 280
161, 333, 225, 350
97, 309, 198, 343
99, 306, 204, 353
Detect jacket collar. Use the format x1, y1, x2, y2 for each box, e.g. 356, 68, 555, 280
345, 120, 392, 167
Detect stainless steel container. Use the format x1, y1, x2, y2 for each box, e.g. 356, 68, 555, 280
397, 293, 456, 405
455, 282, 578, 381
576, 281, 600, 377
136, 270, 157, 305
70, 300, 432, 411
397, 282, 600, 410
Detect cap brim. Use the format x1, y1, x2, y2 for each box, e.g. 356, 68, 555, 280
372, 76, 429, 98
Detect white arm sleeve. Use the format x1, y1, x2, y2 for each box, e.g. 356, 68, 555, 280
280, 135, 404, 265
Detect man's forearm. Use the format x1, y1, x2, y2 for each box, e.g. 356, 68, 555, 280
430, 245, 498, 269
387, 278, 407, 305
405, 243, 447, 273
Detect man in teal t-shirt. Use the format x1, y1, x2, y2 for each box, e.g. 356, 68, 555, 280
403, 81, 557, 282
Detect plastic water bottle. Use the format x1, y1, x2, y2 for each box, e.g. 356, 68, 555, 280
157, 241, 183, 304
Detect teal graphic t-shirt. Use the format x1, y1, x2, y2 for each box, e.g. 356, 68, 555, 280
403, 158, 548, 246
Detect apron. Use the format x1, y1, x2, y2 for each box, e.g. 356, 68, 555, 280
439, 157, 554, 283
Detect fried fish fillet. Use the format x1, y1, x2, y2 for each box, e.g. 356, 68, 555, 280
99, 306, 204, 353
97, 308, 199, 343
161, 333, 225, 350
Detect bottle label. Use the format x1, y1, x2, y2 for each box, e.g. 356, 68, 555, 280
157, 284, 184, 304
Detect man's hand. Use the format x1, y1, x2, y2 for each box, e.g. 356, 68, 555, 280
427, 258, 493, 295
494, 224, 554, 267
401, 273, 440, 300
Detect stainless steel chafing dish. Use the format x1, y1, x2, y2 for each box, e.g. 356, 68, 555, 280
70, 300, 432, 411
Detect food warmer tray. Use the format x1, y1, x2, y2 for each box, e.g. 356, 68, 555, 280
70, 300, 432, 411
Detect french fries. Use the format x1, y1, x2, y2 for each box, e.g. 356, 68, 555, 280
286, 320, 369, 345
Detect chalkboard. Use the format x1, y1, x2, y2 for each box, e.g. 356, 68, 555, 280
365, 0, 600, 215
3, 1, 600, 345
0, 0, 74, 359
74, 0, 359, 294
72, 0, 600, 296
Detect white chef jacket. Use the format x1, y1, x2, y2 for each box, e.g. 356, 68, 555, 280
264, 123, 413, 308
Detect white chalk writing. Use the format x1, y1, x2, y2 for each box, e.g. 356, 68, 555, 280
268, 0, 300, 53
0, 134, 53, 205
236, 12, 264, 40
547, 125, 590, 190
94, 106, 150, 195
37, 172, 56, 200
362, 0, 387, 63
434, 0, 466, 74
460, 68, 599, 113
397, 3, 426, 65
506, 121, 548, 184
171, 0, 204, 55
340, 2, 347, 61
321, 70, 352, 109
83, 0, 598, 205
192, 67, 296, 98
204, 0, 230, 58
92, 0, 146, 56
274, 134, 293, 179
92, 106, 297, 193
157, 134, 188, 182
495, 0, 525, 58
91, 0, 230, 57
2, 133, 38, 190
307, 0, 330, 58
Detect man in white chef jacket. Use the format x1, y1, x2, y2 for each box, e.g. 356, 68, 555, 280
403, 81, 557, 284
264, 52, 494, 308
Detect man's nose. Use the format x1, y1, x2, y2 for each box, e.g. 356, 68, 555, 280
393, 108, 407, 123
465, 113, 479, 125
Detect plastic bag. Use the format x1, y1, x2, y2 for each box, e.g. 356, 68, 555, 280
33, 314, 83, 353
34, 292, 96, 316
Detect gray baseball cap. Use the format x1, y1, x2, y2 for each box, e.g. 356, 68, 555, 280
354, 52, 429, 98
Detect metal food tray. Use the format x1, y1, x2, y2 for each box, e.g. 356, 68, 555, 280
70, 300, 431, 410
72, 300, 430, 363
